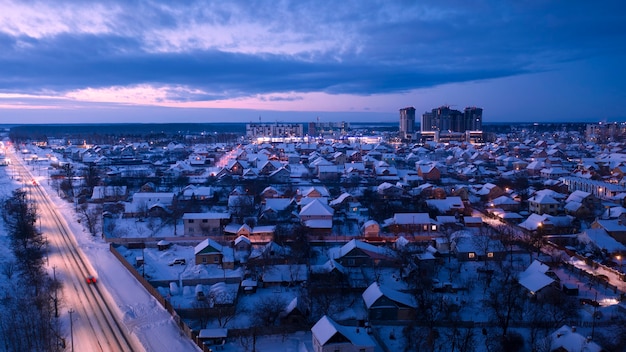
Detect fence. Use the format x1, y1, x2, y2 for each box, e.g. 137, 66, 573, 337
109, 244, 203, 351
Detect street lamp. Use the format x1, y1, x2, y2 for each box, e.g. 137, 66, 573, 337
68, 308, 74, 352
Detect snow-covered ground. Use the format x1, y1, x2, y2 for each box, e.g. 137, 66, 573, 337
6, 144, 626, 352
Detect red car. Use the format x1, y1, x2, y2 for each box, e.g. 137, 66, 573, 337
86, 276, 97, 284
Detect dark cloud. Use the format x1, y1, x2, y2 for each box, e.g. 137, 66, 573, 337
0, 0, 625, 100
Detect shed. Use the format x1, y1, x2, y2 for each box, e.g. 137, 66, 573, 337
197, 328, 228, 346
157, 240, 171, 251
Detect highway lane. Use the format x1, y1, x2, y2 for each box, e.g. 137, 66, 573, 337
11, 152, 140, 352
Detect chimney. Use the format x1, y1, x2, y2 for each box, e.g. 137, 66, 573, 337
586, 336, 592, 343
571, 326, 576, 333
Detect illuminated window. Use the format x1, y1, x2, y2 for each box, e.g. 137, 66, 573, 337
431, 225, 437, 231
468, 252, 475, 259
487, 252, 494, 258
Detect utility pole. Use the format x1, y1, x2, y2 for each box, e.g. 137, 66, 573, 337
68, 308, 74, 352
53, 266, 58, 317
591, 291, 598, 340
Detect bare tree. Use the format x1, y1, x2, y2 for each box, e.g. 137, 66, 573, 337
1, 261, 15, 280
78, 203, 102, 236
250, 295, 286, 327
483, 268, 525, 339
445, 324, 476, 352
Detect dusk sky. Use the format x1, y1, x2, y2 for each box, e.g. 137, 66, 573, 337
0, 0, 625, 124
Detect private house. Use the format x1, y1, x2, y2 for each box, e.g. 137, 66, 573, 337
233, 235, 252, 257
528, 193, 561, 215
425, 197, 466, 216
194, 238, 235, 269
268, 167, 291, 183
376, 182, 404, 199
280, 296, 310, 327
299, 198, 334, 222
362, 282, 417, 321
247, 241, 290, 266
124, 192, 175, 218
384, 213, 438, 235
463, 216, 483, 228
181, 185, 214, 201
489, 195, 521, 212
474, 183, 505, 201
311, 315, 376, 352
578, 228, 626, 257
540, 167, 570, 179
566, 190, 597, 209
518, 260, 556, 297
225, 159, 248, 176
261, 198, 296, 222
361, 220, 380, 238
91, 186, 127, 202
332, 239, 398, 267
318, 164, 343, 181
544, 325, 603, 352
260, 264, 308, 287
590, 219, 626, 245
297, 186, 330, 200
416, 161, 441, 181
309, 259, 349, 291
453, 236, 506, 261
183, 212, 231, 236
260, 186, 282, 200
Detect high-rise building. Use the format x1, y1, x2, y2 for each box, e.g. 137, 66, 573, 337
308, 121, 349, 138
246, 123, 303, 139
399, 107, 416, 139
464, 107, 483, 131
421, 105, 482, 133
419, 105, 483, 143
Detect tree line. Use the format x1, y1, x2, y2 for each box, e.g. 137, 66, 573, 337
0, 189, 63, 351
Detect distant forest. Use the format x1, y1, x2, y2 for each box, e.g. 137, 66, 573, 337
7, 122, 590, 144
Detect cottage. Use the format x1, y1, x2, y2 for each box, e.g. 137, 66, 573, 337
453, 235, 506, 261
193, 238, 235, 269
183, 212, 230, 236
331, 239, 397, 267
362, 282, 417, 321
311, 315, 376, 352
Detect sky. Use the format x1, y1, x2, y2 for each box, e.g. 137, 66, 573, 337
0, 0, 625, 124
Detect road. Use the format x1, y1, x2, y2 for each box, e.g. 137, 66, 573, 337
11, 152, 141, 352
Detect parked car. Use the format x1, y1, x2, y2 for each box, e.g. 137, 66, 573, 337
168, 258, 186, 266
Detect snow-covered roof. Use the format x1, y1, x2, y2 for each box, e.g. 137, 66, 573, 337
183, 212, 230, 220
566, 190, 592, 203
299, 198, 334, 217
518, 260, 554, 293
388, 213, 434, 225
425, 197, 465, 213
579, 228, 626, 252
194, 238, 224, 255
546, 325, 602, 352
333, 239, 396, 259
519, 213, 549, 231
311, 315, 377, 347
362, 282, 416, 309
